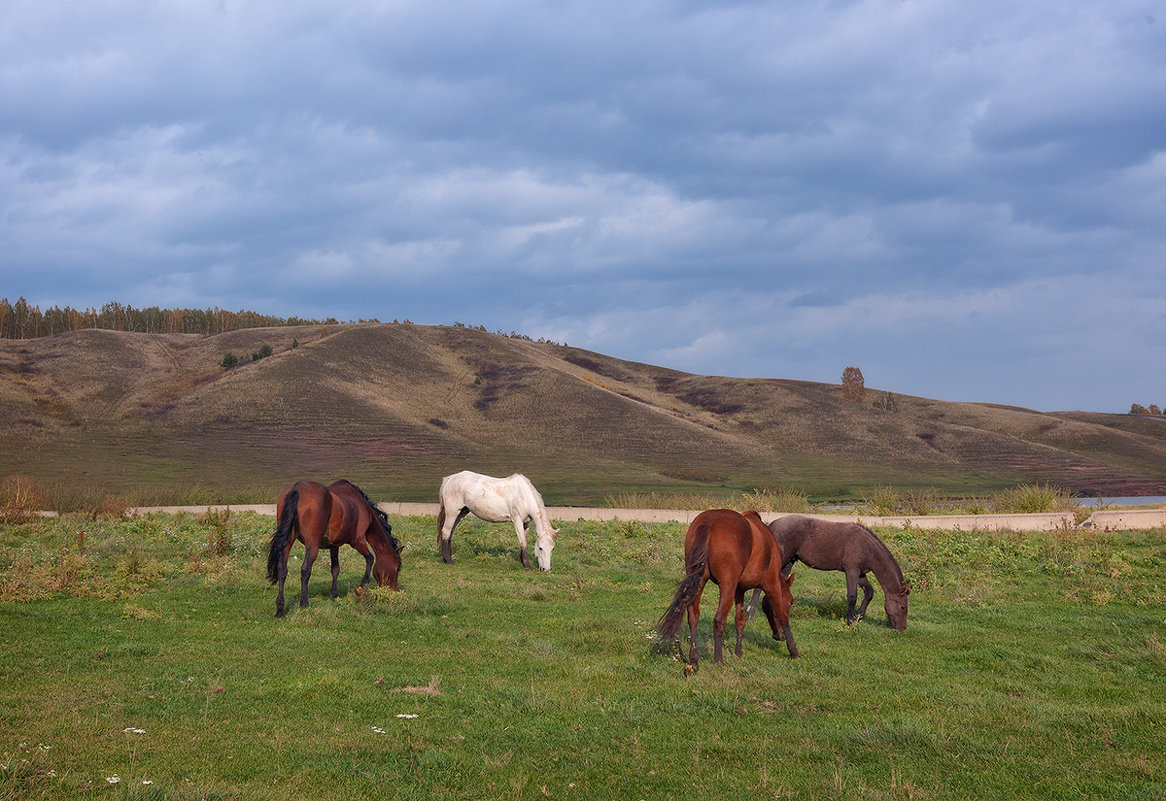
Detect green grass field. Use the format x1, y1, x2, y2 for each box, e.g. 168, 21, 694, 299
1, 512, 1163, 800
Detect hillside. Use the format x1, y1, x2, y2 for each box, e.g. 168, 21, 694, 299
2, 323, 1165, 503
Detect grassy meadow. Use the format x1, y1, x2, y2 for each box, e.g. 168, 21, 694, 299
1, 511, 1164, 800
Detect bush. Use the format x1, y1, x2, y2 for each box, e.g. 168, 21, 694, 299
0, 474, 47, 523
990, 483, 1080, 514
220, 352, 240, 369
252, 344, 273, 361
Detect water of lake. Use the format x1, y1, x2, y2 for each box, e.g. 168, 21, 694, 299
1079, 496, 1166, 507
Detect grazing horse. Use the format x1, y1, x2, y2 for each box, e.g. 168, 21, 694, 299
658, 509, 799, 671
267, 479, 402, 618
747, 515, 910, 630
436, 471, 560, 571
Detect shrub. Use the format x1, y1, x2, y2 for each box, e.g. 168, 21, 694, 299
220, 352, 240, 369
990, 483, 1080, 514
0, 474, 47, 523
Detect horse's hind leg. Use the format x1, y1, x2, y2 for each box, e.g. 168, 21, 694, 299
712, 583, 736, 664
329, 547, 341, 600
300, 545, 319, 609
439, 507, 469, 564
275, 549, 291, 618
687, 586, 704, 672
856, 574, 874, 619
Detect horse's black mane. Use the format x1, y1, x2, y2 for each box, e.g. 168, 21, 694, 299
855, 523, 905, 584
347, 481, 402, 551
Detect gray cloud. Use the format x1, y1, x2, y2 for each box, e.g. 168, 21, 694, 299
2, 0, 1164, 411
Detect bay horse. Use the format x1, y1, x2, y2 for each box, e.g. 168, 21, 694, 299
658, 509, 799, 672
266, 479, 402, 618
746, 515, 910, 630
436, 471, 560, 571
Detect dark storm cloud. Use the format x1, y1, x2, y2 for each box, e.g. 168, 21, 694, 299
2, 0, 1164, 410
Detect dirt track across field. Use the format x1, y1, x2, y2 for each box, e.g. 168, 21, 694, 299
123, 503, 1166, 531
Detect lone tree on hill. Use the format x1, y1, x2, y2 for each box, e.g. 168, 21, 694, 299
841, 366, 866, 403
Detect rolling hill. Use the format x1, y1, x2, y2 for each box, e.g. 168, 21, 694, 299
2, 323, 1165, 504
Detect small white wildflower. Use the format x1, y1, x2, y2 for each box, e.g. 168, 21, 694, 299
142, 780, 153, 785
396, 714, 419, 719
371, 726, 386, 734
46, 770, 57, 777
122, 728, 146, 734
106, 775, 121, 784
38, 744, 51, 751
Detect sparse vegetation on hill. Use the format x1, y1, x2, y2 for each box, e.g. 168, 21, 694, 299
1, 323, 1165, 506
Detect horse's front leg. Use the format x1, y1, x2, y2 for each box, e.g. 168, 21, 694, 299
514, 518, 532, 570
844, 570, 861, 623
329, 547, 341, 600
300, 545, 319, 609
745, 587, 762, 621
856, 574, 874, 618
733, 588, 747, 658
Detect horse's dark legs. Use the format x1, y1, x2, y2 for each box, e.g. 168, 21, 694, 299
687, 586, 704, 672
761, 594, 800, 658
712, 583, 737, 664
856, 574, 874, 619
360, 551, 374, 587
440, 508, 469, 564
733, 588, 747, 658
274, 548, 291, 618
329, 547, 341, 600
300, 545, 319, 609
514, 518, 532, 570
844, 569, 861, 623
745, 587, 762, 621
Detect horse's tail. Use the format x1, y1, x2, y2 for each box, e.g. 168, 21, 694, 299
657, 538, 709, 642
267, 489, 299, 584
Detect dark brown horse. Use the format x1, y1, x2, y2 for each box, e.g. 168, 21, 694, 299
747, 515, 910, 630
658, 509, 799, 671
266, 479, 402, 618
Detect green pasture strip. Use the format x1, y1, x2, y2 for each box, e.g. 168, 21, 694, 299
1, 514, 1163, 800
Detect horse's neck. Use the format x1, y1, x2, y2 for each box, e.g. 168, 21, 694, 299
529, 503, 554, 538
862, 530, 904, 590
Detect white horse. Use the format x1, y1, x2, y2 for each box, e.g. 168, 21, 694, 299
437, 471, 560, 571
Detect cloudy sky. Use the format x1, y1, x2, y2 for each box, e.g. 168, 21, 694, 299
3, 1, 1164, 412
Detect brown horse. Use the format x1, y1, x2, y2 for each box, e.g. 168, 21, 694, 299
747, 515, 910, 630
266, 479, 402, 618
658, 509, 799, 671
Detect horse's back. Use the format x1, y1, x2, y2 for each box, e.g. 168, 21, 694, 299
440, 470, 540, 520
688, 509, 753, 576
783, 516, 872, 570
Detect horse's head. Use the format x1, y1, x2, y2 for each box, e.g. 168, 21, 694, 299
373, 554, 401, 590
534, 527, 560, 572
372, 530, 403, 591
885, 582, 910, 630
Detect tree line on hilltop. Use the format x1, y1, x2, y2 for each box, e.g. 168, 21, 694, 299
0, 297, 343, 339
